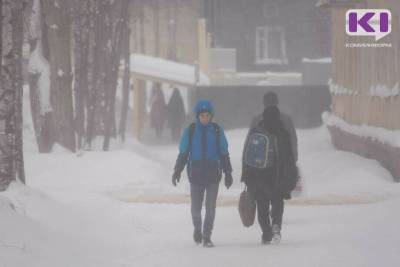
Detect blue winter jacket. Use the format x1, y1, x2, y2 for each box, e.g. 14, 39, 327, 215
174, 100, 232, 185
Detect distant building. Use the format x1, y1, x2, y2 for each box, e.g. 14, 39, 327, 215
204, 0, 331, 72
128, 0, 331, 74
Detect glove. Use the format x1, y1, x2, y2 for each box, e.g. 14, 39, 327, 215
284, 192, 292, 200
224, 173, 233, 189
172, 171, 181, 186
220, 154, 233, 174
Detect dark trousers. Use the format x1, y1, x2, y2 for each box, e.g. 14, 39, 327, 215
190, 182, 219, 239
254, 191, 284, 238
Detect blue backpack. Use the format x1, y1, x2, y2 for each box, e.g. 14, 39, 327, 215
243, 129, 277, 170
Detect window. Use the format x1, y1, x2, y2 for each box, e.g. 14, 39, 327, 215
255, 26, 288, 65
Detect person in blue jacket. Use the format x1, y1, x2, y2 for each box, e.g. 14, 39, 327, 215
172, 99, 233, 247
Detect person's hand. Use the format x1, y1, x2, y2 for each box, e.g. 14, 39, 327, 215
284, 192, 292, 200
172, 171, 181, 186
224, 173, 233, 189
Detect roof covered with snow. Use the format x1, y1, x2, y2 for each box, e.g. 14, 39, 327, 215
130, 54, 210, 86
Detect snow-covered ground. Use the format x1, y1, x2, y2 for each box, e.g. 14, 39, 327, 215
1, 125, 400, 267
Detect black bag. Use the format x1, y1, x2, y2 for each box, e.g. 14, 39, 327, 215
238, 187, 256, 227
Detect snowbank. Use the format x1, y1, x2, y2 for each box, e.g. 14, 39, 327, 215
0, 184, 117, 267
323, 112, 400, 148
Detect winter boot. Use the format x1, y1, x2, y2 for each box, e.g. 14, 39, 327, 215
193, 229, 202, 245
203, 237, 214, 248
271, 224, 281, 244
261, 232, 272, 245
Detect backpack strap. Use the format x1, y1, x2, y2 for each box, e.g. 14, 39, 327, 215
212, 122, 221, 156
186, 123, 196, 155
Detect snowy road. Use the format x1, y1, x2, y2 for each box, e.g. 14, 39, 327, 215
1, 127, 400, 267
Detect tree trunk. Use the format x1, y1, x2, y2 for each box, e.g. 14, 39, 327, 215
118, 21, 131, 142
28, 67, 56, 153
153, 0, 160, 57
0, 0, 25, 191
139, 0, 146, 54
0, 0, 2, 79
0, 0, 12, 191
42, 0, 76, 152
28, 0, 56, 153
167, 1, 178, 61
83, 0, 97, 149
72, 0, 90, 150
103, 0, 130, 151
86, 0, 113, 148
11, 0, 25, 183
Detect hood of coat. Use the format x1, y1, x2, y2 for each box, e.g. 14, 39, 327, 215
194, 99, 214, 125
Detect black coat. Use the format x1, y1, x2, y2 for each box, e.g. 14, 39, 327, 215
274, 128, 298, 198
242, 107, 298, 199
167, 89, 185, 129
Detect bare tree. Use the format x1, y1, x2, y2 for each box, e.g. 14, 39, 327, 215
153, 0, 160, 57
167, 0, 178, 60
102, 0, 130, 151
118, 24, 131, 142
28, 0, 56, 153
71, 0, 91, 149
79, 0, 131, 150
0, 0, 26, 191
41, 0, 75, 152
86, 0, 114, 148
139, 0, 146, 54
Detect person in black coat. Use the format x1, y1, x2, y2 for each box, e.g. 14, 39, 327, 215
241, 105, 298, 244
167, 88, 186, 141
150, 86, 167, 138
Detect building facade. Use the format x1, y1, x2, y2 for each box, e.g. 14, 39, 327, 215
204, 0, 331, 72
324, 0, 400, 180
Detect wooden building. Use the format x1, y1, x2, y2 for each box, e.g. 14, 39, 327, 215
128, 1, 206, 66
321, 0, 400, 180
